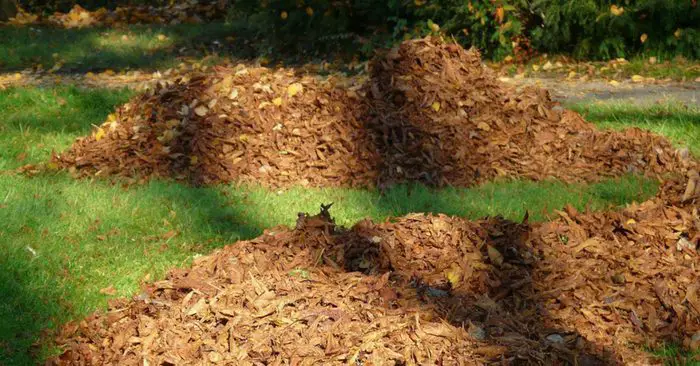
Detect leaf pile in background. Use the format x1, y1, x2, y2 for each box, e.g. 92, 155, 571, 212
52, 37, 696, 188
51, 176, 699, 365
3, 1, 225, 28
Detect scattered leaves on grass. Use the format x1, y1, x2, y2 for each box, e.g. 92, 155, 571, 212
99, 286, 117, 296
4, 2, 226, 28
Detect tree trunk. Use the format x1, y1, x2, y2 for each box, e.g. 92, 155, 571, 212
0, 0, 18, 21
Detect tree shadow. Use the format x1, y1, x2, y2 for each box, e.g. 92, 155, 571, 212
0, 22, 235, 72
0, 242, 66, 365
0, 20, 361, 73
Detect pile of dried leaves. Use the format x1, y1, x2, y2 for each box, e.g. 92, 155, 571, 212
53, 37, 695, 188
4, 1, 225, 28
51, 176, 699, 365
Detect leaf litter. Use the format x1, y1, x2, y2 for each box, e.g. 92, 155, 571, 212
45, 37, 700, 364
3, 2, 226, 28
51, 37, 696, 188
50, 177, 699, 365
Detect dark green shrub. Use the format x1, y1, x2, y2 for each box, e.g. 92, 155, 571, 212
529, 0, 700, 59
407, 1, 527, 59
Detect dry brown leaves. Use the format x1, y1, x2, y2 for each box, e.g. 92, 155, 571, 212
52, 37, 695, 188
4, 2, 225, 28
51, 176, 699, 365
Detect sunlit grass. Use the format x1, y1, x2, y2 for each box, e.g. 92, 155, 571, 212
569, 100, 700, 156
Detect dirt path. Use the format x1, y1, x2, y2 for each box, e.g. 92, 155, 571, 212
502, 76, 700, 106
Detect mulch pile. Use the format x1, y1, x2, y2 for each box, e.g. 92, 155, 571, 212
52, 37, 695, 188
51, 176, 699, 365
4, 2, 225, 28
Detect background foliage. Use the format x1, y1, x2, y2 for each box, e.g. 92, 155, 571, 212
14, 0, 700, 60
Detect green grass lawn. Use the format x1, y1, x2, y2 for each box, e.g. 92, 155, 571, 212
569, 101, 700, 156
0, 85, 698, 365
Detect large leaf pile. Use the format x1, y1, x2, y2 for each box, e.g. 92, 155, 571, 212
51, 177, 699, 365
54, 37, 694, 188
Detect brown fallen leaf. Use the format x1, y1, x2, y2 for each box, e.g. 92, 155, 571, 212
162, 230, 178, 240
99, 285, 117, 295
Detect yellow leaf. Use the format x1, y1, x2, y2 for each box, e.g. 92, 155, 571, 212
431, 101, 441, 112
631, 75, 644, 83
414, 0, 426, 6
157, 34, 167, 41
430, 22, 440, 32
531, 64, 540, 72
194, 105, 208, 117
625, 218, 636, 225
477, 122, 491, 131
47, 162, 59, 170
610, 5, 624, 16
95, 128, 106, 141
640, 33, 648, 43
280, 11, 288, 20
305, 7, 313, 16
567, 71, 577, 79
674, 28, 682, 38
608, 80, 620, 86
165, 119, 180, 129
487, 245, 504, 266
272, 97, 283, 106
238, 134, 249, 142
287, 83, 303, 97
190, 156, 198, 165
445, 264, 462, 287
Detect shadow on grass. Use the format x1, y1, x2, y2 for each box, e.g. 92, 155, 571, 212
0, 174, 268, 365
0, 243, 66, 365
0, 20, 358, 73
0, 86, 133, 171
0, 22, 241, 72
0, 86, 133, 133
